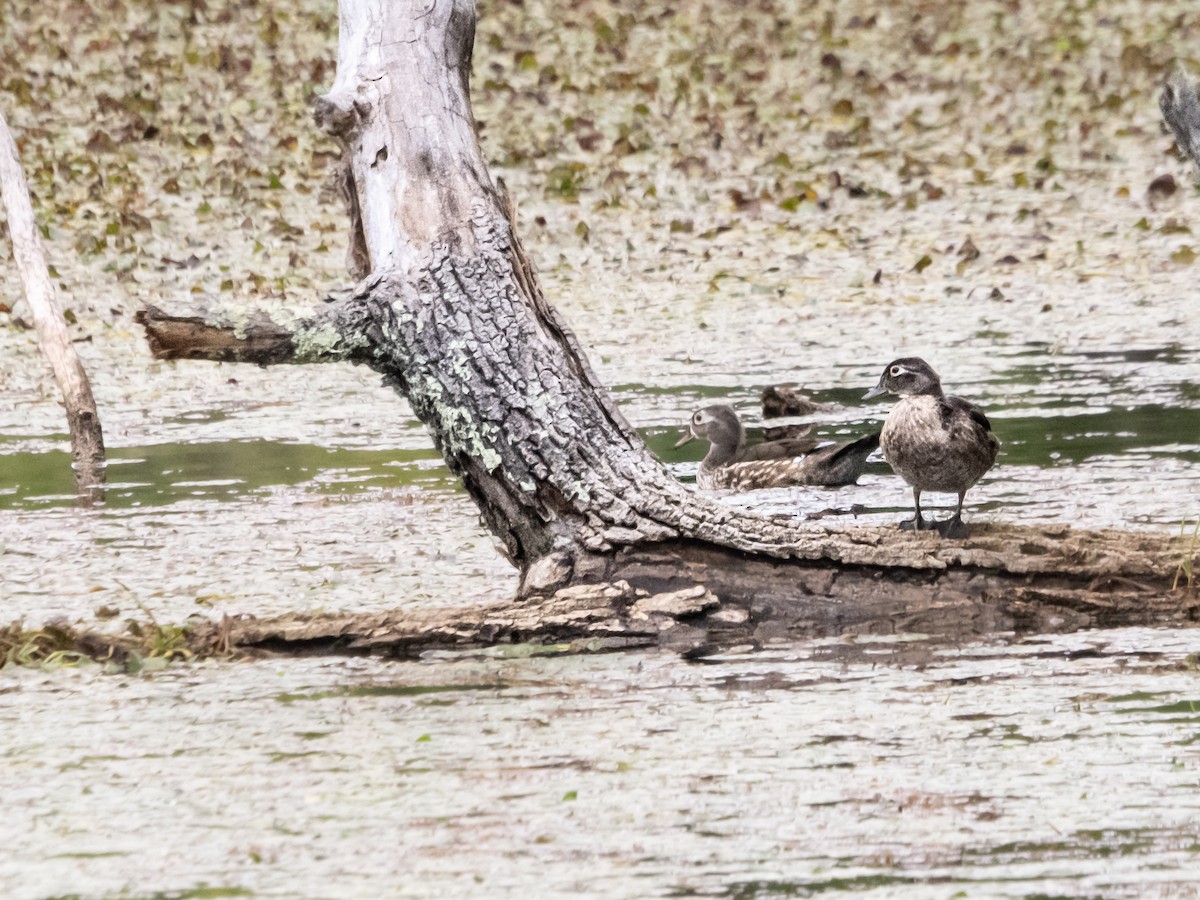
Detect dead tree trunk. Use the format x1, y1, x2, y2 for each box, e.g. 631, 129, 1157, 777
0, 106, 105, 495
138, 0, 1195, 650
1161, 73, 1200, 172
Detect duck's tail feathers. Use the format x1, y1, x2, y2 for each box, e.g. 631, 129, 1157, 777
804, 430, 881, 486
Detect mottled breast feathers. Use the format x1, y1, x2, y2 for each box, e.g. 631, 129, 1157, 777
881, 394, 998, 495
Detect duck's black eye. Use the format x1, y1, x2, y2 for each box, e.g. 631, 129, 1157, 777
693, 413, 703, 423
889, 365, 903, 377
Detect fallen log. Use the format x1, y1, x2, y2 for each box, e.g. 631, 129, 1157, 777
188, 523, 1197, 660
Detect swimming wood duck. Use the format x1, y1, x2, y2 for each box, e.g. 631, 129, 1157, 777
761, 385, 833, 419
863, 357, 999, 539
675, 404, 880, 491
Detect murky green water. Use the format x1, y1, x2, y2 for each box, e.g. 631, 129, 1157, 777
0, 439, 450, 510
3, 349, 1195, 899
1, 329, 1197, 644
5, 209, 1200, 900
3, 376, 1197, 514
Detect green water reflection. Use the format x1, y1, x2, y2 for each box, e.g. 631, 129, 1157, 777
1, 404, 1196, 511
0, 440, 451, 511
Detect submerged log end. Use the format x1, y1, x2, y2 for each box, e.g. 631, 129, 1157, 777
135, 305, 295, 365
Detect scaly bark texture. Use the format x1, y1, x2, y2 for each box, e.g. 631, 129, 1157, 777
0, 105, 105, 493
1161, 72, 1200, 172
140, 0, 1196, 638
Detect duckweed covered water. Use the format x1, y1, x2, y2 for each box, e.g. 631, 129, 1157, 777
3, 120, 1200, 900
5, 632, 1200, 898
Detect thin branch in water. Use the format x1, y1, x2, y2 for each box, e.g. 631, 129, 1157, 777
0, 104, 105, 496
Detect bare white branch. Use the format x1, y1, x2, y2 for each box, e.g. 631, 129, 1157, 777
0, 105, 104, 489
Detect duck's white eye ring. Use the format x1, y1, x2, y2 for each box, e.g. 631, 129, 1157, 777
889, 365, 903, 376
693, 412, 704, 423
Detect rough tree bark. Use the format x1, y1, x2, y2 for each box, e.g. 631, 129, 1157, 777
1162, 72, 1200, 173
1, 106, 105, 494
137, 0, 1196, 656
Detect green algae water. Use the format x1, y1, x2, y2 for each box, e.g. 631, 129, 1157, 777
0, 439, 450, 511
3, 395, 1197, 515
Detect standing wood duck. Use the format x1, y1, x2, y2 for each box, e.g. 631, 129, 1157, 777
863, 357, 999, 539
675, 404, 880, 490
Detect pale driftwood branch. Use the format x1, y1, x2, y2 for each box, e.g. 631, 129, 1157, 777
1161, 72, 1200, 173
135, 281, 377, 366
0, 105, 104, 492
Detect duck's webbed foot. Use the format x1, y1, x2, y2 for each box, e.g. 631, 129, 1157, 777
935, 515, 970, 540
899, 489, 934, 532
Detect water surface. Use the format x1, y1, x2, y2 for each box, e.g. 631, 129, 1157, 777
4, 631, 1200, 899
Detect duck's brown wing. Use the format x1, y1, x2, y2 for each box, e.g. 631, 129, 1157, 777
795, 431, 881, 486
705, 432, 880, 490
739, 430, 821, 461
942, 396, 1000, 465
705, 458, 808, 490
942, 395, 993, 433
